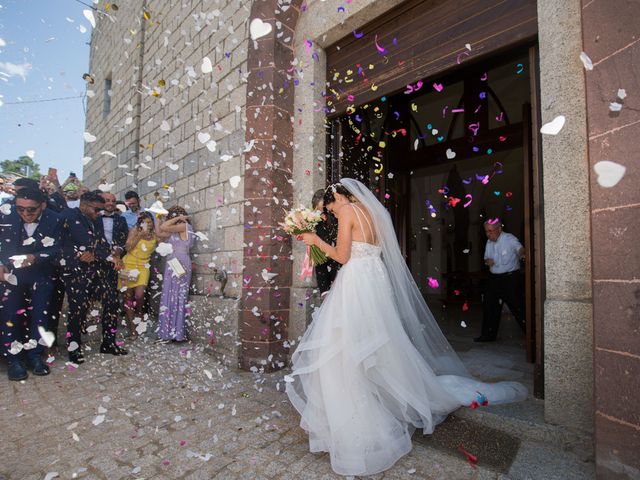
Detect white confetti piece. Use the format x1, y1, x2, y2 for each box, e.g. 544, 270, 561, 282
83, 9, 96, 28
540, 115, 565, 135
284, 375, 295, 383
0, 203, 11, 215
250, 18, 272, 40
4, 273, 17, 285
38, 327, 55, 347
201, 56, 213, 74
197, 132, 210, 144
206, 140, 217, 152
42, 236, 55, 247
147, 180, 157, 187
25, 149, 35, 159
460, 321, 467, 328
92, 415, 105, 426
229, 175, 241, 188
167, 162, 179, 171
617, 88, 627, 100
579, 52, 593, 70
72, 432, 80, 442
609, 102, 622, 112
67, 341, 80, 352
160, 120, 170, 132
204, 369, 213, 380
594, 161, 626, 188
83, 131, 97, 142
23, 237, 36, 246
101, 150, 117, 158
9, 254, 27, 268
98, 183, 115, 192
9, 341, 23, 355
155, 242, 174, 257
44, 472, 59, 480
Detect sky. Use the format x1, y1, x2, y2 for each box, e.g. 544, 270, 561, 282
0, 0, 92, 180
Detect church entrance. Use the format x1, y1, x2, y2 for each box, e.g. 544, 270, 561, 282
327, 44, 544, 397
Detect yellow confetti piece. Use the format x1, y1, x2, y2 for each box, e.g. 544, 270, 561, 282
411, 103, 418, 112
346, 105, 355, 114
278, 87, 284, 94
157, 79, 166, 87
371, 83, 378, 92
374, 164, 384, 174
379, 141, 386, 148
143, 10, 151, 20
368, 64, 374, 70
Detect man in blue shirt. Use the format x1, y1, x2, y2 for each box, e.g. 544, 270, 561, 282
0, 188, 62, 380
122, 190, 141, 229
475, 220, 526, 342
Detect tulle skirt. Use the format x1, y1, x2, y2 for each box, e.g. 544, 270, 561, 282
286, 253, 527, 476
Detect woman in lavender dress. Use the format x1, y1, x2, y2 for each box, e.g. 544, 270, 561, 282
157, 206, 194, 342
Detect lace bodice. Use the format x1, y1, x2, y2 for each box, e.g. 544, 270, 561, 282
350, 241, 382, 259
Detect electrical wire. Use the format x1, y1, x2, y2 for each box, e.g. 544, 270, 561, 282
1, 95, 85, 105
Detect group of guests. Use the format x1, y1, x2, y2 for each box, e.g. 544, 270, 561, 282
0, 174, 195, 381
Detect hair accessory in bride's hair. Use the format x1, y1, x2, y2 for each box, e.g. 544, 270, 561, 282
324, 183, 340, 194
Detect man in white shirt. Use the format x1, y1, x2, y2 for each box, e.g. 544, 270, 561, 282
475, 220, 526, 342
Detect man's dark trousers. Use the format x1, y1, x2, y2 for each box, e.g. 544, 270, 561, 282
481, 271, 525, 339
63, 262, 119, 348
1, 270, 54, 362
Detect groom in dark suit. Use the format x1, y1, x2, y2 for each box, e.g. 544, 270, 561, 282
0, 188, 63, 380
59, 191, 127, 364
311, 189, 340, 295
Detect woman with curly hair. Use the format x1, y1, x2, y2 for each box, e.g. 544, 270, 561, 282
120, 212, 157, 338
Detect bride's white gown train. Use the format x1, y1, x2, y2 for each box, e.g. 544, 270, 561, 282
286, 181, 527, 477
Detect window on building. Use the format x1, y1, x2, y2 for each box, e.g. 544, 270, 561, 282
103, 76, 112, 117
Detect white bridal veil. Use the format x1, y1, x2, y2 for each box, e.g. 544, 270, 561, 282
340, 178, 471, 377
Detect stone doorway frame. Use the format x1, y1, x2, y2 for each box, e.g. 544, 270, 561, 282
242, 0, 593, 434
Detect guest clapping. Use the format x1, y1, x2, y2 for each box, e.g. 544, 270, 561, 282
59, 191, 128, 364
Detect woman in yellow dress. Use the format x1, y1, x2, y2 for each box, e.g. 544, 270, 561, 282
120, 212, 157, 338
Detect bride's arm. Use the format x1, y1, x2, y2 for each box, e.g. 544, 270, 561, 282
302, 209, 353, 264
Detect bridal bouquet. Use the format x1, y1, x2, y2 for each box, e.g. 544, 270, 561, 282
280, 207, 328, 275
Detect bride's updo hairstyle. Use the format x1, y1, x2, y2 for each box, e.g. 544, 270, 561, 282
323, 183, 355, 208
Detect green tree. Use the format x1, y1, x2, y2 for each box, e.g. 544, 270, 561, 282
1, 155, 42, 180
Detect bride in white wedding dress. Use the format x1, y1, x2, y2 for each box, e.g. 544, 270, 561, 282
286, 179, 527, 477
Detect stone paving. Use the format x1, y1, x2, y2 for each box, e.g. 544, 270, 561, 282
0, 333, 593, 480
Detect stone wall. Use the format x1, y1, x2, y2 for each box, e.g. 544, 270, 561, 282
581, 0, 640, 477
84, 0, 252, 358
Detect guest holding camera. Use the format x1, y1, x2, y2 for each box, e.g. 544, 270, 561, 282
120, 212, 157, 338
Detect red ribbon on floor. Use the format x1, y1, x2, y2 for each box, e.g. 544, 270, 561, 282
458, 443, 478, 469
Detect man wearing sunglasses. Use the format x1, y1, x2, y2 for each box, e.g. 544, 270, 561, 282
59, 191, 128, 365
0, 188, 63, 381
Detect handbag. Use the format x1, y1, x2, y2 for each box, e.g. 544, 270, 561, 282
167, 257, 186, 277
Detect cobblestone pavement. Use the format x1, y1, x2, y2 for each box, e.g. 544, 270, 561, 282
0, 335, 591, 480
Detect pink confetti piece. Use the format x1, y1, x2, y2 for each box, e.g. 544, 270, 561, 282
374, 35, 386, 54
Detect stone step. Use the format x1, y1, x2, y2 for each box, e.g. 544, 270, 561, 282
451, 399, 593, 462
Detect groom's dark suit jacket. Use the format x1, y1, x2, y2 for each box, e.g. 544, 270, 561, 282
315, 214, 340, 294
